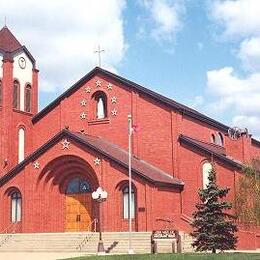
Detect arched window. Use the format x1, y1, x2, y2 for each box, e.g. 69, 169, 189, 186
11, 191, 22, 222
66, 177, 92, 194
24, 84, 31, 112
215, 132, 224, 146
13, 80, 20, 109
123, 186, 135, 219
211, 134, 215, 144
202, 162, 212, 189
93, 92, 107, 119
18, 128, 25, 163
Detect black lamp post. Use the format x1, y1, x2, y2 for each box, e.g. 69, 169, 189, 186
92, 187, 108, 255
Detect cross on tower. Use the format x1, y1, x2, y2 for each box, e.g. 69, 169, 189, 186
94, 45, 105, 67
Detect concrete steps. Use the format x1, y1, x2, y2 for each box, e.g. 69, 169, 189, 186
0, 232, 152, 254
102, 232, 151, 254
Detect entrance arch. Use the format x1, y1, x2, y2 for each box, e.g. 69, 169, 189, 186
65, 177, 92, 232
36, 155, 99, 233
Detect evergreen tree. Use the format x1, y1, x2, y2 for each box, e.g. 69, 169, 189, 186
190, 167, 238, 253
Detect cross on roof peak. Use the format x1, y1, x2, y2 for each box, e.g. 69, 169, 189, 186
94, 45, 105, 67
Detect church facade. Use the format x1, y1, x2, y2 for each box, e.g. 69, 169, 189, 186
0, 26, 259, 250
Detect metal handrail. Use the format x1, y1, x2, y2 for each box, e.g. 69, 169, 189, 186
76, 218, 98, 250
92, 218, 98, 232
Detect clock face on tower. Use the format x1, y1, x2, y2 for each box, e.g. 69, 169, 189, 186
18, 57, 26, 69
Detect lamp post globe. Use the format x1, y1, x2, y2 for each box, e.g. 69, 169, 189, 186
92, 187, 107, 255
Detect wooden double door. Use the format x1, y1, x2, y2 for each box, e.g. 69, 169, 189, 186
65, 193, 92, 232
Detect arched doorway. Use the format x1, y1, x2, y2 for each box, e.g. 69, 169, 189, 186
65, 177, 93, 232
36, 155, 99, 233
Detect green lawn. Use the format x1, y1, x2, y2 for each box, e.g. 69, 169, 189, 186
63, 253, 260, 260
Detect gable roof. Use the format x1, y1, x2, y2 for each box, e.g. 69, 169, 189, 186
179, 134, 242, 169
0, 26, 22, 52
32, 67, 229, 132
0, 26, 35, 65
0, 129, 184, 188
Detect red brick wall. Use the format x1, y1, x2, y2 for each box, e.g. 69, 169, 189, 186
181, 115, 220, 142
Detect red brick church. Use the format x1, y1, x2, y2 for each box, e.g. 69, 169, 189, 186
0, 26, 259, 250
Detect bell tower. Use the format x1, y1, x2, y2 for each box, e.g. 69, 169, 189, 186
0, 26, 38, 174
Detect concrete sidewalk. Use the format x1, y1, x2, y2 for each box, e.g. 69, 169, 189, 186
0, 252, 92, 260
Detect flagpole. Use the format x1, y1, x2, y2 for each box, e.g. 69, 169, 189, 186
128, 114, 134, 254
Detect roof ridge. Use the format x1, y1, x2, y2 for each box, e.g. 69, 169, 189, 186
138, 159, 181, 181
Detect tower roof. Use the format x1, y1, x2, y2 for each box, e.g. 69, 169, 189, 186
0, 26, 22, 52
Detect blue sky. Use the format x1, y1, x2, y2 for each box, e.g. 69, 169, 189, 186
122, 1, 240, 123
1, 0, 260, 137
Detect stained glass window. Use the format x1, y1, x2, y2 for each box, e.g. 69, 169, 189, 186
66, 178, 91, 194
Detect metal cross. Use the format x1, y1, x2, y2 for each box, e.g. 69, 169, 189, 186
94, 45, 105, 67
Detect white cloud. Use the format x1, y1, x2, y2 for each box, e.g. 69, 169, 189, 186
207, 67, 260, 135
0, 0, 126, 93
210, 0, 260, 39
238, 37, 260, 72
207, 67, 260, 113
139, 0, 185, 42
232, 115, 260, 140
209, 1, 260, 71
207, 0, 260, 137
207, 67, 248, 97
